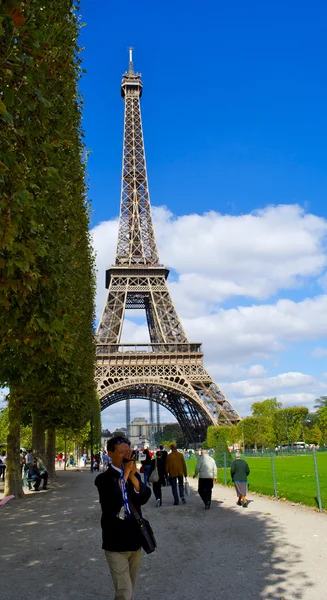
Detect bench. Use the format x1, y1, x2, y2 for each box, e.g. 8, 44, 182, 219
23, 470, 36, 490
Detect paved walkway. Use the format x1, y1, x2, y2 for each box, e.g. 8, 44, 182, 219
0, 469, 326, 600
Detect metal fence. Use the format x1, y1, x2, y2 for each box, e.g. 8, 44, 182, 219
186, 450, 326, 512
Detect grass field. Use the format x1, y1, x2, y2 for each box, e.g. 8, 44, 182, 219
186, 453, 327, 510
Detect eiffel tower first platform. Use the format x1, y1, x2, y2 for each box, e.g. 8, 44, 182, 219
95, 50, 241, 443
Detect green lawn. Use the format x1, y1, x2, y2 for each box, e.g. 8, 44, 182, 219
186, 453, 327, 510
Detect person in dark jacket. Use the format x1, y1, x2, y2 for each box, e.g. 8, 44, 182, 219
159, 445, 169, 486
148, 450, 166, 507
28, 458, 48, 491
140, 448, 152, 484
94, 436, 151, 600
230, 451, 250, 508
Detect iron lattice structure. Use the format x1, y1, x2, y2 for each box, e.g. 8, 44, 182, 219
96, 50, 241, 442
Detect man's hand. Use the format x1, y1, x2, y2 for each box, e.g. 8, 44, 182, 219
123, 450, 136, 480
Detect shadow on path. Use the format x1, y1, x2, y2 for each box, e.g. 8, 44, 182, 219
0, 472, 315, 600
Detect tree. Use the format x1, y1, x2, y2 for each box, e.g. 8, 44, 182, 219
317, 406, 327, 442
251, 397, 282, 418
303, 424, 322, 445
213, 427, 233, 467
155, 424, 187, 447
0, 1, 96, 496
274, 407, 309, 446
314, 396, 327, 410
250, 398, 282, 448
241, 417, 261, 449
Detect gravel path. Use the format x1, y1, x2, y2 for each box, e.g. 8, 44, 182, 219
0, 469, 326, 600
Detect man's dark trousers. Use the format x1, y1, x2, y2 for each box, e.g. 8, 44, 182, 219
170, 475, 184, 504
198, 478, 213, 506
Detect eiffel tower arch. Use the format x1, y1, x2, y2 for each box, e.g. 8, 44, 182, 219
95, 50, 241, 443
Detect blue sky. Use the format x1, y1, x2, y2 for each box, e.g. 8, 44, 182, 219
77, 0, 327, 431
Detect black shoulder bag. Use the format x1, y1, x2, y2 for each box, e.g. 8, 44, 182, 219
129, 501, 157, 554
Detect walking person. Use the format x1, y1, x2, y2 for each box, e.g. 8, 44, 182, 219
159, 444, 169, 485
149, 450, 166, 507
94, 436, 151, 600
230, 451, 250, 508
193, 450, 217, 509
166, 444, 187, 505
0, 451, 6, 481
140, 448, 152, 485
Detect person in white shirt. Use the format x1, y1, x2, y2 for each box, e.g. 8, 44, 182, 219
0, 451, 6, 480
193, 450, 217, 509
26, 449, 33, 465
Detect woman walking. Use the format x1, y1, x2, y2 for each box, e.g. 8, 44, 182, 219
230, 451, 250, 508
149, 450, 166, 506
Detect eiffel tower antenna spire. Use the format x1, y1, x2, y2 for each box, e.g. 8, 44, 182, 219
128, 46, 134, 73
95, 51, 241, 443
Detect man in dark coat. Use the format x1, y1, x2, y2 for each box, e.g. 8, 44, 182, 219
94, 436, 151, 600
28, 458, 48, 491
230, 451, 250, 508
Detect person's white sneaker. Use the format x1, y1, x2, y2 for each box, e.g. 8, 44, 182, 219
156, 498, 161, 507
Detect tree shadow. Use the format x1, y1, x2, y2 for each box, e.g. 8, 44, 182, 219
0, 472, 316, 600
138, 485, 315, 600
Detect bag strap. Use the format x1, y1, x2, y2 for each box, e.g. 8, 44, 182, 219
129, 499, 142, 521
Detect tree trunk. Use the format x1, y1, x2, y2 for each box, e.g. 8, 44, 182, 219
32, 412, 46, 464
4, 390, 24, 498
46, 426, 56, 478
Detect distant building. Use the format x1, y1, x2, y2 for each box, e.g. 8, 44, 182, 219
129, 418, 172, 448
101, 421, 175, 449
101, 427, 128, 449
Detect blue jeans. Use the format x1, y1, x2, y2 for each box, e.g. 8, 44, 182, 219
170, 476, 184, 504
144, 465, 151, 485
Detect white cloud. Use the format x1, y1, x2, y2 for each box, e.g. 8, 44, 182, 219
248, 364, 268, 377
224, 373, 325, 417
154, 204, 327, 315
224, 372, 317, 398
91, 204, 327, 320
91, 218, 119, 320
183, 294, 327, 364
311, 347, 327, 358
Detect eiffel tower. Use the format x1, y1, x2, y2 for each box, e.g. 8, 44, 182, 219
95, 49, 240, 443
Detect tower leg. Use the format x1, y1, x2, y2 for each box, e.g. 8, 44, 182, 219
149, 398, 154, 450
156, 402, 160, 444
126, 399, 130, 439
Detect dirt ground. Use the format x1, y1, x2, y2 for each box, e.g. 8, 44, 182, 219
0, 469, 326, 600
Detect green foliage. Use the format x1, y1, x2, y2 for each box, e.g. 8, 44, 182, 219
273, 407, 309, 446
0, 2, 96, 436
206, 426, 220, 448
206, 426, 232, 467
250, 398, 282, 448
314, 396, 327, 410
0, 406, 9, 442
155, 423, 187, 448
303, 423, 323, 445
251, 397, 282, 417
240, 417, 261, 448
317, 407, 327, 441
